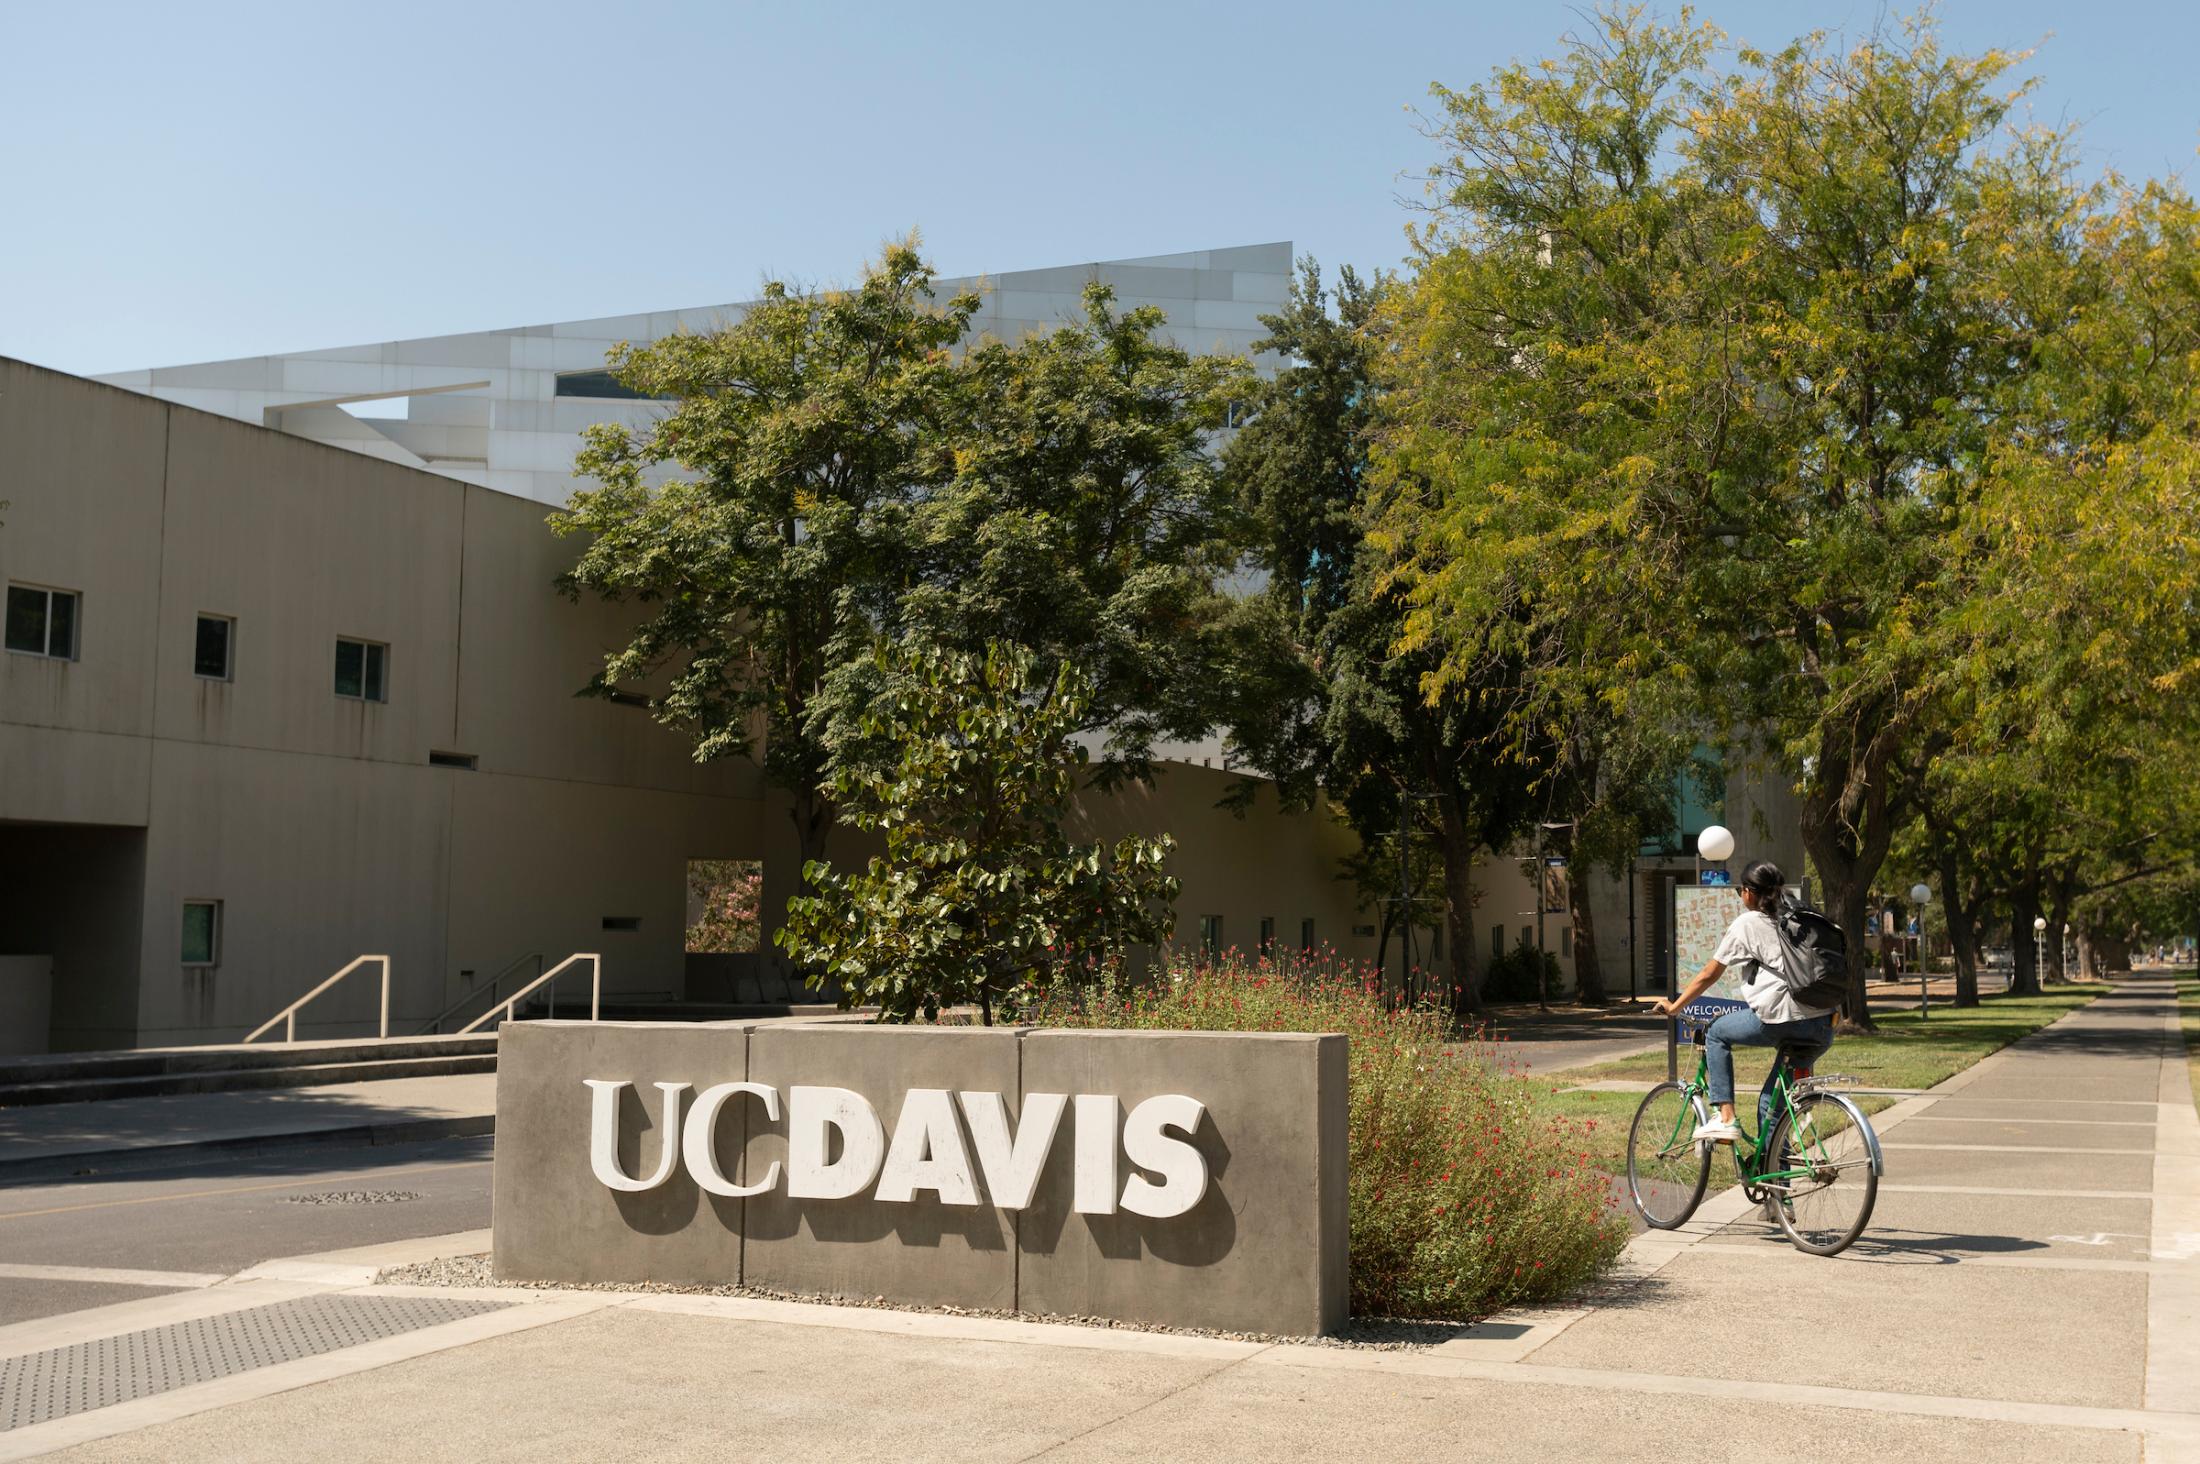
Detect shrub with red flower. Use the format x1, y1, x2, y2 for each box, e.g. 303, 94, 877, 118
1024, 949, 1626, 1319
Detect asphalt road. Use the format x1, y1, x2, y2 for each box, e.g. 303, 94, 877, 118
0, 1135, 492, 1328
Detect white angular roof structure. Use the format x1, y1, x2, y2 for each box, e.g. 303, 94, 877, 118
97, 242, 1293, 506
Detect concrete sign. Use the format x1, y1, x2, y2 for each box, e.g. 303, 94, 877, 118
493, 1021, 1348, 1335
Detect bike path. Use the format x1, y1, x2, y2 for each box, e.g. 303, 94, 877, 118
1521, 973, 2196, 1454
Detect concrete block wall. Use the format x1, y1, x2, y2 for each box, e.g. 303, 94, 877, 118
492, 1020, 1349, 1335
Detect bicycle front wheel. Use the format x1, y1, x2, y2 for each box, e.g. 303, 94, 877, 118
1627, 1081, 1711, 1229
1764, 1091, 1879, 1255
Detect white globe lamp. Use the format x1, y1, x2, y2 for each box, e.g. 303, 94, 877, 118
1909, 883, 1931, 905
1697, 825, 1736, 862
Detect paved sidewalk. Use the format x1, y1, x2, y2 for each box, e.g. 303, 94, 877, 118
0, 1076, 496, 1183
1, 976, 2192, 1462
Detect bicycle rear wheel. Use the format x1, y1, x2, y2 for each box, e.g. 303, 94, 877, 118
1764, 1091, 1878, 1255
1627, 1081, 1711, 1229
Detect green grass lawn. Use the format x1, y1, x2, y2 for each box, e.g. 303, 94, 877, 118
1525, 983, 2105, 1187
2178, 973, 2200, 1119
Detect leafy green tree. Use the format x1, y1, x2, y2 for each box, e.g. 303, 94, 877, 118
1221, 261, 1541, 1017
777, 643, 1179, 1023
892, 285, 1250, 783
1377, 12, 2087, 1029
553, 239, 974, 869
555, 242, 1251, 887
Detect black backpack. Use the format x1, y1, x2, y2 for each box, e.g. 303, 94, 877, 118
1772, 897, 1851, 1013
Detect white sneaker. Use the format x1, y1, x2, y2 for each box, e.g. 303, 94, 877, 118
1694, 1118, 1742, 1146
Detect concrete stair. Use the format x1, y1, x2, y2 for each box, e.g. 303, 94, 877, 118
0, 1034, 499, 1108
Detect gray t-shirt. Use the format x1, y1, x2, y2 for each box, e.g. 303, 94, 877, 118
1712, 908, 1831, 1023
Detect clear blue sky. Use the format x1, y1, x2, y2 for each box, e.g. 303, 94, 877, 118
5, 1, 2195, 376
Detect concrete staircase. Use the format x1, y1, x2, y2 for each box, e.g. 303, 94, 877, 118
0, 1034, 500, 1108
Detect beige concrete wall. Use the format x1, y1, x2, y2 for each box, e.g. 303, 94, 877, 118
1072, 765, 1376, 968
150, 408, 465, 761
0, 361, 165, 826
451, 486, 761, 801
442, 771, 762, 1018
133, 741, 453, 1043
2, 359, 777, 1048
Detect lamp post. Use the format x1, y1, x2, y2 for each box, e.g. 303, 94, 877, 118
1909, 882, 1932, 1017
1536, 821, 1573, 1011
2033, 914, 2048, 994
1697, 824, 1735, 880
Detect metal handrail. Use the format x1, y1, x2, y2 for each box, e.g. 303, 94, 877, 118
244, 955, 390, 1043
458, 952, 599, 1034
417, 951, 543, 1036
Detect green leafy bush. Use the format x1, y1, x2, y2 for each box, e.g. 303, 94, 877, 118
1482, 944, 1561, 1004
778, 642, 1177, 1023
1023, 951, 1625, 1320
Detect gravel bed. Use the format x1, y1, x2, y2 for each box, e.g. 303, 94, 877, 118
375, 1253, 1480, 1350
283, 1189, 424, 1205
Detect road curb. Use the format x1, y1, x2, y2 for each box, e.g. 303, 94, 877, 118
0, 1114, 494, 1187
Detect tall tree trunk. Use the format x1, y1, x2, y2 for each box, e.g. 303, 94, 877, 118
1795, 810, 1883, 1025
1797, 730, 1898, 1034
1432, 789, 1483, 1023
2008, 884, 2043, 997
1932, 838, 1980, 1007
1569, 873, 1606, 1005
790, 786, 833, 871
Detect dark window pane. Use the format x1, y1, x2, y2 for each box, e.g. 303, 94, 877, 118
553, 369, 668, 401
195, 616, 230, 678
364, 643, 386, 701
182, 902, 217, 964
5, 587, 47, 653
46, 592, 75, 659
335, 638, 364, 697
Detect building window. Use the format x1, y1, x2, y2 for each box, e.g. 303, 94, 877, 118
181, 900, 222, 966
5, 584, 78, 660
1492, 925, 1505, 960
1520, 925, 1534, 951
553, 369, 670, 402
1300, 918, 1315, 953
334, 638, 388, 702
1431, 923, 1443, 960
194, 614, 234, 680
601, 916, 642, 932
1198, 915, 1222, 958
1561, 926, 1573, 958
1258, 917, 1275, 957
428, 751, 478, 770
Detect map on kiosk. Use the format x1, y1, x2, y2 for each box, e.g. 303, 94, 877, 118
1674, 883, 1748, 1023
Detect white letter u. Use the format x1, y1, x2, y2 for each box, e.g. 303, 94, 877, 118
584, 1079, 689, 1192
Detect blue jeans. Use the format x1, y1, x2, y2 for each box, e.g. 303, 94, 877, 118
1705, 1008, 1834, 1135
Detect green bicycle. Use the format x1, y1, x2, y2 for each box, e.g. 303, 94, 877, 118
1625, 1023, 1884, 1255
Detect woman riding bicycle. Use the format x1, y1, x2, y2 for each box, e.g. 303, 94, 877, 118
1652, 859, 1835, 1145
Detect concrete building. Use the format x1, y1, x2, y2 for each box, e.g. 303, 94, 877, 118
0, 356, 1382, 1052
90, 244, 1294, 508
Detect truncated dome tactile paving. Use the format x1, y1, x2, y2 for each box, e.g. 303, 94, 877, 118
0, 1293, 510, 1430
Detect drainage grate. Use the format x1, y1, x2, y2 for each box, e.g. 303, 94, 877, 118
0, 1293, 509, 1431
